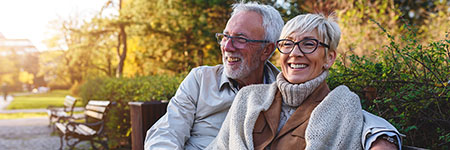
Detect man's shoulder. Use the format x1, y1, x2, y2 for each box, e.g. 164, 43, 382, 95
191, 65, 224, 76
184, 65, 224, 87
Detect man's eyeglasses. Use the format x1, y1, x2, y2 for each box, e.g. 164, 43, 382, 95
276, 38, 329, 54
215, 33, 270, 49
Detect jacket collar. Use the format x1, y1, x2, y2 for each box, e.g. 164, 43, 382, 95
261, 91, 282, 138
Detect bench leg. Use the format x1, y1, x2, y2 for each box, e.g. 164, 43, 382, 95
67, 140, 80, 150
90, 140, 98, 150
59, 133, 64, 150
90, 139, 109, 150
48, 115, 53, 127
101, 140, 109, 150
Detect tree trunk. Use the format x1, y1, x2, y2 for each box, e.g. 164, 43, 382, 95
116, 0, 127, 77
116, 25, 127, 77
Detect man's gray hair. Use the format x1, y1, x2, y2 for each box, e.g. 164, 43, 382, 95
231, 1, 284, 55
280, 13, 341, 53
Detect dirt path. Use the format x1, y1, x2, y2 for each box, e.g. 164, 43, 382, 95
0, 94, 91, 149
0, 117, 62, 150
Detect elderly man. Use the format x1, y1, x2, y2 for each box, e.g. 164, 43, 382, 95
145, 2, 282, 150
145, 2, 401, 150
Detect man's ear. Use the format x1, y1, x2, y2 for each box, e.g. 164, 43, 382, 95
261, 43, 275, 61
325, 50, 337, 69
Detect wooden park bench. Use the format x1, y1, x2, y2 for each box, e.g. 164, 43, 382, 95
55, 100, 115, 150
47, 95, 79, 127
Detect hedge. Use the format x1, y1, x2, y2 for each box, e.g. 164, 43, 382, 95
327, 23, 449, 149
79, 74, 184, 148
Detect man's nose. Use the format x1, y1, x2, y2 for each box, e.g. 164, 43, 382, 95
223, 39, 236, 52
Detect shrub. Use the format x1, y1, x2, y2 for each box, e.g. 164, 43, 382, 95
328, 22, 449, 149
79, 74, 185, 148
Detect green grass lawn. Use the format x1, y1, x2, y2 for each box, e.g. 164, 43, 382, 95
5, 90, 83, 110
0, 112, 48, 119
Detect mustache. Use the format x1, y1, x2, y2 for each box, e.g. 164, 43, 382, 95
223, 52, 243, 59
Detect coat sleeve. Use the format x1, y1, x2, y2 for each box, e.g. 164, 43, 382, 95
362, 110, 403, 150
204, 106, 233, 150
144, 68, 201, 150
205, 85, 253, 150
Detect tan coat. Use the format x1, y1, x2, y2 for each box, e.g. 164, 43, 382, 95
252, 82, 330, 150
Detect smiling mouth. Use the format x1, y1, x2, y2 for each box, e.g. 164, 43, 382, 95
289, 63, 307, 69
227, 57, 241, 62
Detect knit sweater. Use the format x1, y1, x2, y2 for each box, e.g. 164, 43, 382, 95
206, 82, 364, 150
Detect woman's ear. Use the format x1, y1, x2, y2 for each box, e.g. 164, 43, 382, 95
324, 50, 337, 70
260, 43, 275, 61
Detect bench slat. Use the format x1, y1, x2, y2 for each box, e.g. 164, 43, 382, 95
77, 124, 97, 135
85, 110, 104, 120
88, 100, 110, 106
64, 97, 76, 105
85, 105, 107, 113
55, 123, 67, 134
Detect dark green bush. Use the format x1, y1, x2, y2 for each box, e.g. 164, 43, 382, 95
328, 22, 449, 149
79, 74, 185, 148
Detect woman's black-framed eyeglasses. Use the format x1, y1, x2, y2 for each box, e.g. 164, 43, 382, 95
276, 38, 329, 54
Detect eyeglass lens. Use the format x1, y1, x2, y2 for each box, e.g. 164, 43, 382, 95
216, 34, 247, 49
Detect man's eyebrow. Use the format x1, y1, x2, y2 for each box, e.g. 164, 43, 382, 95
223, 31, 246, 37
234, 33, 246, 37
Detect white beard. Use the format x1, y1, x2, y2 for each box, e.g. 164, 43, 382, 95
223, 52, 261, 80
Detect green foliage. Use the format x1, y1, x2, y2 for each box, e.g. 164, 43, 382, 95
328, 22, 450, 149
78, 74, 184, 148
124, 0, 232, 74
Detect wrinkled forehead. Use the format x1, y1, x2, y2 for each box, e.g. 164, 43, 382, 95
223, 11, 264, 39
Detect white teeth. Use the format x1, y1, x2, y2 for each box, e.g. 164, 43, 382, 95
290, 64, 307, 69
227, 57, 240, 62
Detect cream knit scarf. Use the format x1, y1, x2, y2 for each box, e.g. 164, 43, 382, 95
277, 71, 329, 107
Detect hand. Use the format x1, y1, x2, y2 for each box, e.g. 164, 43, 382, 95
370, 138, 398, 150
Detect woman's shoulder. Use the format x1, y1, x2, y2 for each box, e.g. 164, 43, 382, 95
329, 85, 357, 98
326, 84, 362, 111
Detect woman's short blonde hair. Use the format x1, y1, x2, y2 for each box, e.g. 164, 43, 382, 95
279, 13, 341, 53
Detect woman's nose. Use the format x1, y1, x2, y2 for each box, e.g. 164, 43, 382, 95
289, 44, 304, 57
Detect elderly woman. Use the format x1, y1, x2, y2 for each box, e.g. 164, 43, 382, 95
206, 13, 401, 150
